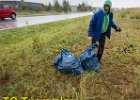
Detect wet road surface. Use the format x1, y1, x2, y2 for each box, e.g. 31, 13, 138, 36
0, 12, 93, 30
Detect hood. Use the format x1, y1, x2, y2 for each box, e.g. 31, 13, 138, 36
103, 0, 112, 14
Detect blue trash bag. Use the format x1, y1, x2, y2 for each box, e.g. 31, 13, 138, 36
54, 49, 84, 75
80, 44, 100, 73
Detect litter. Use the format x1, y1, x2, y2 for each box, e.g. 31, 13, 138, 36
80, 44, 100, 73
54, 49, 84, 75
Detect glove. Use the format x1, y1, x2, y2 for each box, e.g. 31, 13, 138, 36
116, 27, 122, 32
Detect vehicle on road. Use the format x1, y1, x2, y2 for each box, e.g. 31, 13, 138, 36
0, 2, 16, 20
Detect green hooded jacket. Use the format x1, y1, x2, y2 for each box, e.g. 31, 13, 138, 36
101, 0, 112, 33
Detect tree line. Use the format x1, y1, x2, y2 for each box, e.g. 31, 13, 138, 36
16, 0, 93, 12
46, 0, 71, 12
46, 0, 93, 12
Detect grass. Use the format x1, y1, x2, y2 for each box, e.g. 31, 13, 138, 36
116, 8, 140, 19
16, 11, 75, 17
0, 8, 140, 99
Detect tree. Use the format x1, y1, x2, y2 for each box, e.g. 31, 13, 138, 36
46, 2, 52, 11
53, 0, 62, 12
62, 0, 71, 12
21, 0, 24, 4
20, 0, 25, 10
77, 4, 82, 11
77, 2, 88, 11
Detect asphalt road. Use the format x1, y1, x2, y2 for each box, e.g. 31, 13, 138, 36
0, 12, 93, 30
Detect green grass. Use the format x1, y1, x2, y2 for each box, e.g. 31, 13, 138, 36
16, 11, 75, 17
0, 9, 140, 99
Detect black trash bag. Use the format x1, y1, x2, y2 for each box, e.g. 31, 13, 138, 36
80, 44, 100, 73
54, 49, 84, 75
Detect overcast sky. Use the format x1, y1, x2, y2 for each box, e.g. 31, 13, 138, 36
7, 0, 140, 8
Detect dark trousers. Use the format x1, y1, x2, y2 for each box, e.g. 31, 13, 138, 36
92, 33, 106, 62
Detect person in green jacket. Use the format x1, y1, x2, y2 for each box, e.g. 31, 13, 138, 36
88, 0, 122, 62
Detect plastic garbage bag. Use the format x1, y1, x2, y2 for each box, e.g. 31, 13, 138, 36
80, 44, 100, 73
54, 49, 84, 75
